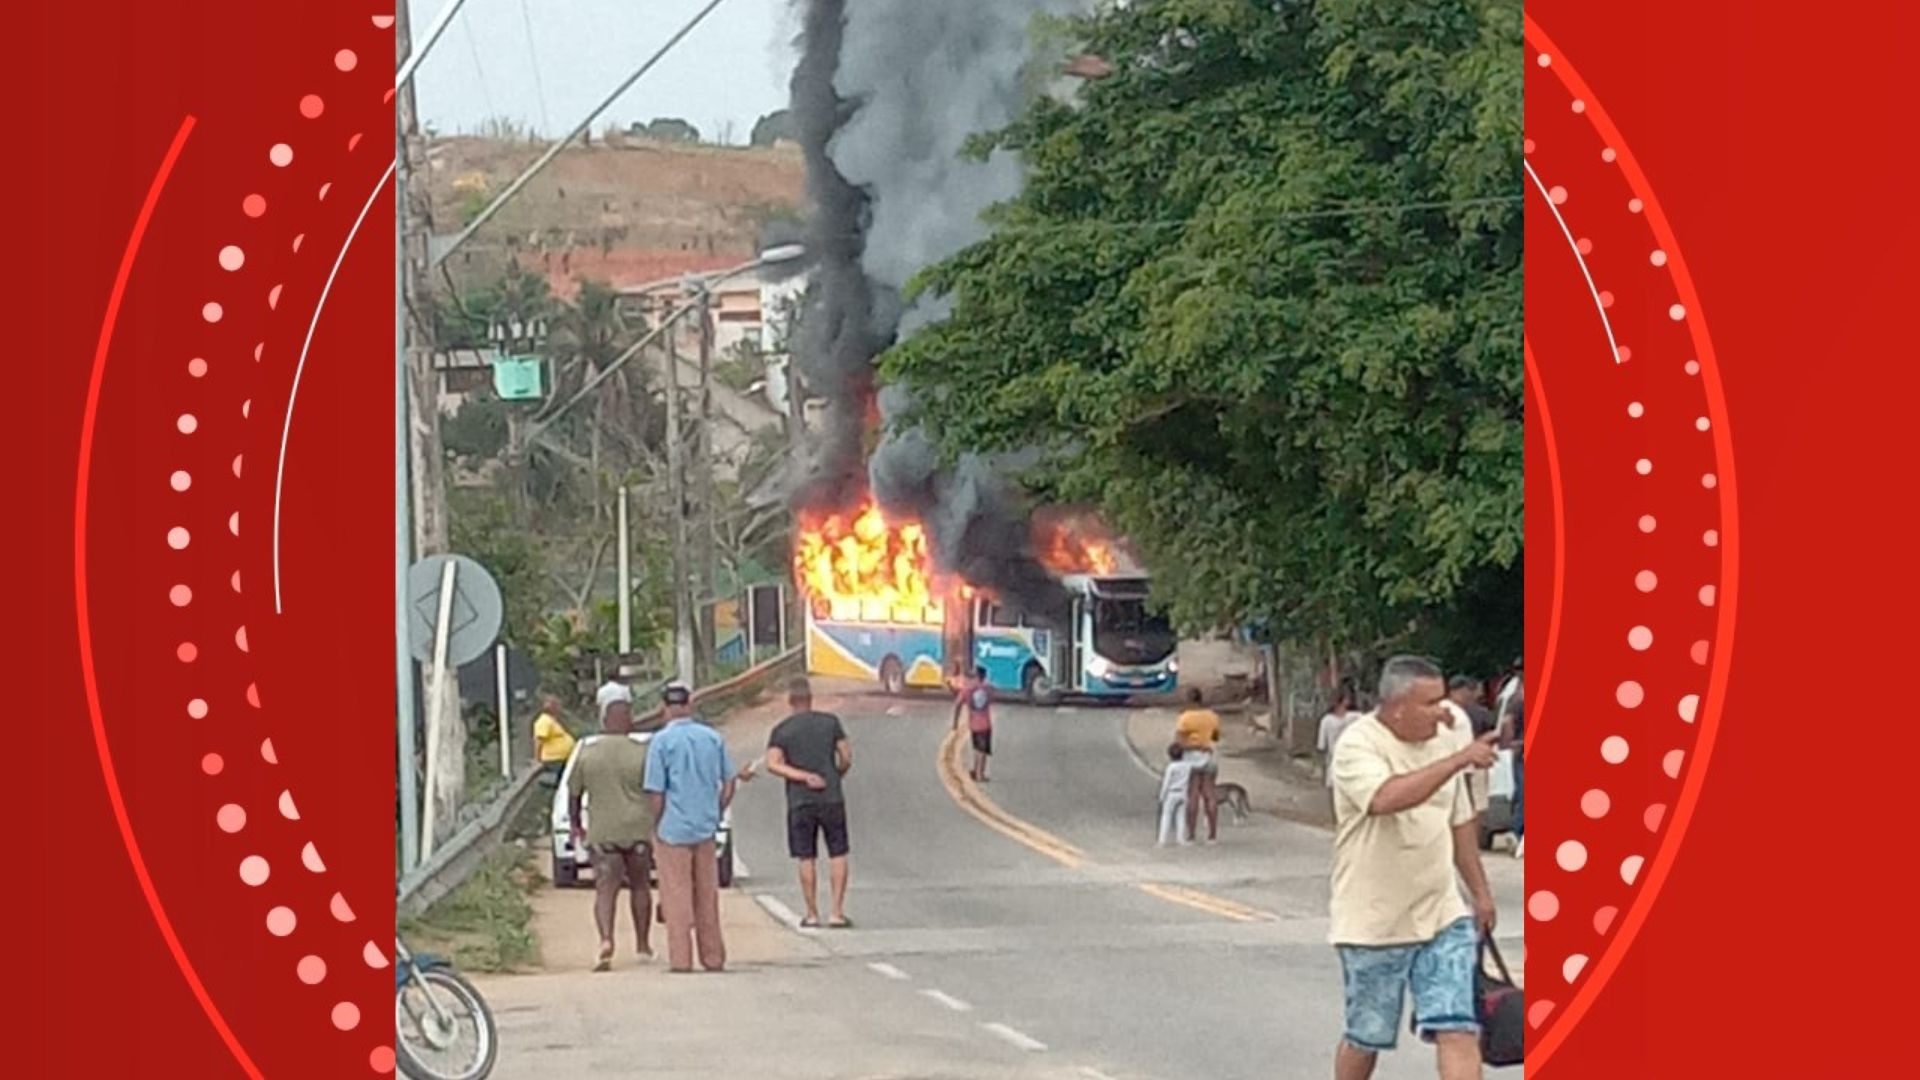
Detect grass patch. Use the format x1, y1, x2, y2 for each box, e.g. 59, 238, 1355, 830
399, 845, 542, 973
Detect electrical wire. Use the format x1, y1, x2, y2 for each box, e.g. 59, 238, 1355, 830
462, 16, 499, 128
812, 194, 1524, 245
517, 0, 553, 134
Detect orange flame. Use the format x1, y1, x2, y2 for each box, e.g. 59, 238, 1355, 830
796, 503, 946, 625
1035, 510, 1123, 576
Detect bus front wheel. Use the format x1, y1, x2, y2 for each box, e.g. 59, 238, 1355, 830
879, 656, 906, 696
1023, 664, 1059, 706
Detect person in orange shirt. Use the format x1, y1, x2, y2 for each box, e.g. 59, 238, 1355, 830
1174, 688, 1223, 843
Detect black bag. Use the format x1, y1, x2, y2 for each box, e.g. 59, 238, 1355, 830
1478, 936, 1525, 1067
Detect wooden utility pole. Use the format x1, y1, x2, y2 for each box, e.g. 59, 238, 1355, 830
398, 2, 464, 847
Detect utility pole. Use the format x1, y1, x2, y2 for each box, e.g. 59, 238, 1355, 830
394, 1, 421, 873
663, 306, 695, 686
782, 331, 807, 653
398, 2, 465, 851
617, 485, 632, 656
695, 286, 717, 683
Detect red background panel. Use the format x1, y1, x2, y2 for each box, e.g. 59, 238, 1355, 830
1527, 2, 1920, 1076
10, 2, 396, 1077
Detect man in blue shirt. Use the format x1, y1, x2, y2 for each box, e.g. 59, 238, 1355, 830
643, 681, 735, 972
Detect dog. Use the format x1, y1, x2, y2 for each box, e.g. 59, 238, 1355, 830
1213, 781, 1251, 824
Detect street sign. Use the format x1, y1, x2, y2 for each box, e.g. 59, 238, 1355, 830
407, 554, 504, 667
491, 354, 545, 400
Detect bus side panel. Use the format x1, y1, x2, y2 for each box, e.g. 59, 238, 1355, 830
974, 630, 1038, 693
807, 620, 945, 686
807, 621, 881, 681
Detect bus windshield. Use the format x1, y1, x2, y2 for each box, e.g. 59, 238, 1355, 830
1091, 597, 1177, 665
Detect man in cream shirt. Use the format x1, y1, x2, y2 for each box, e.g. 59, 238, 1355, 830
1329, 656, 1499, 1080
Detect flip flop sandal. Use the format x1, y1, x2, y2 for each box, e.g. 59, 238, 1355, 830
827, 917, 854, 929
593, 945, 614, 973
798, 916, 821, 929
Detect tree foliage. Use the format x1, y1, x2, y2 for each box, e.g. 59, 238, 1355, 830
636, 117, 702, 143
750, 109, 795, 148
881, 0, 1522, 658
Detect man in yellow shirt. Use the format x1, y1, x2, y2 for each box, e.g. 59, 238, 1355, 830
1173, 688, 1223, 843
532, 695, 576, 785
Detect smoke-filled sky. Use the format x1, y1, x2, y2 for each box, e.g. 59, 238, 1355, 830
403, 0, 798, 142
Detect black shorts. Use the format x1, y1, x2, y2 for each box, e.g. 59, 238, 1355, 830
970, 730, 993, 755
787, 802, 850, 860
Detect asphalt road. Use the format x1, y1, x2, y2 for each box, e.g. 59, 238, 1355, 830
727, 687, 1527, 1080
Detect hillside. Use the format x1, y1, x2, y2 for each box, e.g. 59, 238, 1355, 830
424, 133, 807, 295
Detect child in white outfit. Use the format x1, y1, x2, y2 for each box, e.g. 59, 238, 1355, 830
1158, 744, 1198, 846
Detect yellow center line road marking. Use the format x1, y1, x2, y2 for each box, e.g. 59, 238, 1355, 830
937, 728, 1087, 868
1135, 883, 1278, 923
934, 728, 1282, 922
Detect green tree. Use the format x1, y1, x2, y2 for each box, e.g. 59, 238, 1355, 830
443, 399, 509, 461
882, 0, 1522, 660
750, 109, 794, 147
638, 117, 702, 143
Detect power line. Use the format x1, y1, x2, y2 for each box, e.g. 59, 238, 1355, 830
434, 0, 734, 268
461, 17, 498, 125
517, 0, 553, 134
396, 0, 477, 90
804, 194, 1524, 246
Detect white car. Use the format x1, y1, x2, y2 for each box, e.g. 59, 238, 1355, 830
1479, 747, 1519, 849
549, 732, 735, 889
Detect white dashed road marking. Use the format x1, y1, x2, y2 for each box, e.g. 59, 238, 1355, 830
920, 989, 973, 1013
753, 893, 809, 931
867, 961, 910, 981
982, 1022, 1048, 1052
1078, 1069, 1120, 1080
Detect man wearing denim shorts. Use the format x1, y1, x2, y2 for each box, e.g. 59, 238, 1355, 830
1330, 656, 1500, 1080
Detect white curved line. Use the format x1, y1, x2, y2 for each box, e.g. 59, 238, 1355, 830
274, 163, 397, 614
1523, 158, 1623, 365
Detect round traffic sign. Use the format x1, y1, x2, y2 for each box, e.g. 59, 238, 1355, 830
407, 553, 504, 668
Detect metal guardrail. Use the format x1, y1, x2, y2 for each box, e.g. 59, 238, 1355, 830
398, 764, 544, 917
396, 646, 803, 916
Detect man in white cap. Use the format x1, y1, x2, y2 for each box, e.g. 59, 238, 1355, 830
596, 664, 635, 721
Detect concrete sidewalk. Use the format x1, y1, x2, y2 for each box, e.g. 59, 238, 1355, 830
475, 863, 1091, 1078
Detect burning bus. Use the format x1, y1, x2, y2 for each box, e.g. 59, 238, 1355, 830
795, 503, 1178, 702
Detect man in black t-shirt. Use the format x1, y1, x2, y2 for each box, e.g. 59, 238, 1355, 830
765, 677, 854, 928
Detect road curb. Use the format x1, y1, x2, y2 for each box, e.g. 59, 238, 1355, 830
1119, 718, 1165, 784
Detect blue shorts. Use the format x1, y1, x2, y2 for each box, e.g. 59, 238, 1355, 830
1336, 917, 1479, 1052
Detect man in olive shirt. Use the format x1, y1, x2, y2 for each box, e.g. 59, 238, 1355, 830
567, 699, 655, 971
764, 678, 853, 928
1330, 656, 1499, 1080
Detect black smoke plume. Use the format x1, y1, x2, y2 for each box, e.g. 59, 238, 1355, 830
786, 0, 1087, 620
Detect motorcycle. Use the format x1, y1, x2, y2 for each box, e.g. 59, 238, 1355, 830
395, 937, 498, 1080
